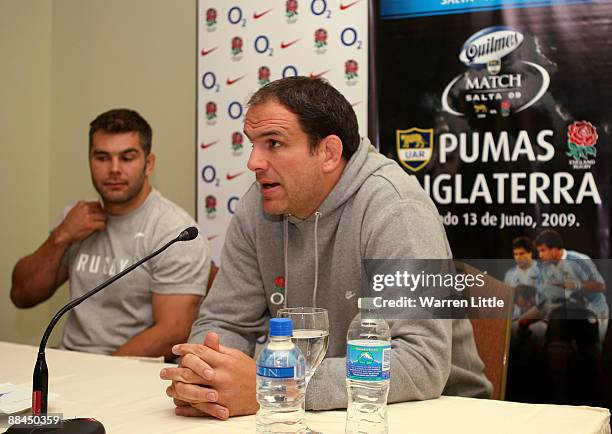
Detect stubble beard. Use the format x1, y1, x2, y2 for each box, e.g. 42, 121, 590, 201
94, 170, 147, 206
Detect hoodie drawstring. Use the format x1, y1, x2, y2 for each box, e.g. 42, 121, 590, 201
312, 211, 321, 308
282, 212, 321, 309
283, 215, 289, 309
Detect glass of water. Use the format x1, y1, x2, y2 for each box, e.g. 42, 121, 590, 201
277, 307, 330, 388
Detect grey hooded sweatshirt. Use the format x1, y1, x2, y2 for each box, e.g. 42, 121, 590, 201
190, 138, 492, 409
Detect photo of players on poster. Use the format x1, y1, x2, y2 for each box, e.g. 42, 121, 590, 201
375, 0, 612, 408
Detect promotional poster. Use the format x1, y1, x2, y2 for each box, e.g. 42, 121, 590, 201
376, 0, 612, 406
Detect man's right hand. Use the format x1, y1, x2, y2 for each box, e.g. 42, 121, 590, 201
9, 202, 102, 308
160, 332, 259, 420
53, 201, 107, 245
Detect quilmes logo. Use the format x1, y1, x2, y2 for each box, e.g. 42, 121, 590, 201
459, 27, 523, 69
396, 128, 433, 173
442, 27, 549, 119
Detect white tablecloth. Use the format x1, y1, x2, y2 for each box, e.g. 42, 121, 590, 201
0, 342, 609, 433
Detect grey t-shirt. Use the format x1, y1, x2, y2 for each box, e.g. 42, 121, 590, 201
60, 189, 210, 354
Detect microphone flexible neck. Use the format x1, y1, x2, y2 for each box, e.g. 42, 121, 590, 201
37, 236, 179, 353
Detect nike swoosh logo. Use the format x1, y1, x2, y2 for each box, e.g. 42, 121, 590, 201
207, 235, 219, 241
226, 171, 245, 180
281, 39, 300, 49
200, 140, 218, 149
253, 9, 272, 19
309, 70, 330, 79
200, 46, 218, 56
345, 290, 356, 299
340, 0, 361, 10
226, 75, 245, 86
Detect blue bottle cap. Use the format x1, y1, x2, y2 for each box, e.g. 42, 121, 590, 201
269, 318, 293, 336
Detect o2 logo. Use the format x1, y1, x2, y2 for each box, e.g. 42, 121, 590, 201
227, 6, 247, 27
341, 28, 363, 49
227, 196, 239, 214
227, 101, 243, 120
310, 0, 332, 18
254, 35, 274, 57
201, 72, 220, 92
282, 65, 299, 78
201, 165, 220, 187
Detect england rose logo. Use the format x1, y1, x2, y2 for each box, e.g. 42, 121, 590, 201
205, 101, 217, 122
567, 120, 598, 169
345, 59, 359, 83
286, 0, 298, 20
258, 66, 271, 86
205, 195, 217, 218
500, 100, 511, 118
231, 36, 243, 57
567, 121, 598, 157
205, 8, 217, 29
569, 121, 598, 147
274, 276, 285, 291
314, 28, 328, 51
232, 131, 244, 155
270, 276, 286, 305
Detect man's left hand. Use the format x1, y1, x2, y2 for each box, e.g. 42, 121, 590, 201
160, 333, 258, 420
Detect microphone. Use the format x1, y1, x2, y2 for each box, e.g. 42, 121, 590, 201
177, 226, 199, 241
5, 227, 198, 434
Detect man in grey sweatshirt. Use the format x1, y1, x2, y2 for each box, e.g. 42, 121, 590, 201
161, 77, 492, 420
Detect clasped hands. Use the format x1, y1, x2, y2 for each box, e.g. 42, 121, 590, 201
159, 332, 259, 420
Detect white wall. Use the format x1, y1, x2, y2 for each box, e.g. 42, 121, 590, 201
0, 0, 197, 346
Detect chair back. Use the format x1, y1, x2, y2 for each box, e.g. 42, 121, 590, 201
207, 261, 219, 293
455, 261, 514, 400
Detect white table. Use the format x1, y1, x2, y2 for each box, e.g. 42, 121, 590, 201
0, 342, 609, 433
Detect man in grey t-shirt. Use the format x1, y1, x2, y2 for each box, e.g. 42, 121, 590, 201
10, 109, 210, 359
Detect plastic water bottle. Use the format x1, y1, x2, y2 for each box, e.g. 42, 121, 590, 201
256, 318, 307, 433
345, 298, 391, 434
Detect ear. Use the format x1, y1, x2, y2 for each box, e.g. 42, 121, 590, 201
319, 135, 344, 174
145, 152, 156, 176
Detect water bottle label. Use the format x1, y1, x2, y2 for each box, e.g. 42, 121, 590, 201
257, 365, 295, 378
346, 341, 391, 381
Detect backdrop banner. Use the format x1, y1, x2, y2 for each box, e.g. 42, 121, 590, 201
376, 0, 612, 406
197, 0, 369, 262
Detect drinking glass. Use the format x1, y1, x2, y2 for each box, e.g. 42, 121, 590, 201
277, 307, 330, 388
277, 307, 329, 434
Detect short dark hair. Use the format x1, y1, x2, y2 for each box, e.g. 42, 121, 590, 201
534, 229, 564, 249
515, 284, 536, 302
512, 236, 534, 254
89, 109, 152, 156
247, 76, 360, 160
